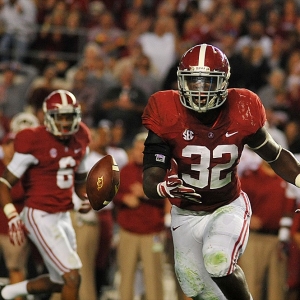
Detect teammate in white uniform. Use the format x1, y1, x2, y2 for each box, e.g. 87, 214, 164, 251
142, 44, 300, 300
0, 90, 91, 300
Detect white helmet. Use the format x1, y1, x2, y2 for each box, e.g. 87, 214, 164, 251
10, 112, 39, 133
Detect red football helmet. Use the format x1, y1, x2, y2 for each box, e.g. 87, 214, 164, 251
177, 44, 230, 113
43, 90, 81, 137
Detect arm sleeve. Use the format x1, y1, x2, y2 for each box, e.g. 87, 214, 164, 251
7, 152, 38, 178
143, 130, 171, 171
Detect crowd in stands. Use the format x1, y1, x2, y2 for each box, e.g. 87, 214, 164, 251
1, 0, 300, 299
0, 0, 300, 149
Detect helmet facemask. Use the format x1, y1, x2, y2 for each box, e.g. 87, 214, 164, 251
44, 104, 81, 137
177, 70, 229, 113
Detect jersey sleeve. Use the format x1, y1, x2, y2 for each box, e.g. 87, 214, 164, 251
14, 128, 36, 154
142, 94, 162, 135
229, 88, 267, 136
78, 122, 91, 146
142, 90, 182, 138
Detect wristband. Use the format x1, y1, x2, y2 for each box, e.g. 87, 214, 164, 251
3, 203, 17, 218
164, 213, 171, 227
295, 174, 300, 188
0, 177, 12, 189
279, 216, 293, 227
278, 227, 290, 242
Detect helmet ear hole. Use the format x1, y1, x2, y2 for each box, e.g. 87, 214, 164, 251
43, 90, 81, 136
177, 44, 230, 113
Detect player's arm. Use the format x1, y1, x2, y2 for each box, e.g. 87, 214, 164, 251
143, 131, 202, 203
246, 125, 300, 187
0, 168, 20, 208
0, 151, 35, 209
143, 130, 170, 199
74, 147, 91, 213
0, 156, 28, 246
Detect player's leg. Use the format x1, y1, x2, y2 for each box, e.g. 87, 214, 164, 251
61, 269, 81, 300
211, 265, 251, 300
203, 193, 252, 300
0, 274, 62, 299
22, 208, 82, 299
171, 206, 226, 299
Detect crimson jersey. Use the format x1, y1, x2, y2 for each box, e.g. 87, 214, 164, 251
9, 122, 90, 213
142, 88, 266, 211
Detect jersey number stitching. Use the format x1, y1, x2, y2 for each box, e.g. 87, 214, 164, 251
57, 156, 76, 189
182, 145, 238, 189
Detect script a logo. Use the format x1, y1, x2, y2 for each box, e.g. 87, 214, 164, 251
183, 129, 194, 141
97, 176, 104, 190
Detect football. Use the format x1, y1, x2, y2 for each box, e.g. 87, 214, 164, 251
86, 154, 120, 211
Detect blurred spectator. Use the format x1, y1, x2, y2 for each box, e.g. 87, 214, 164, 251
66, 42, 106, 83
258, 68, 286, 109
179, 11, 212, 45
25, 64, 68, 124
138, 16, 178, 83
247, 45, 271, 92
162, 39, 194, 90
30, 1, 82, 77
29, 2, 67, 73
112, 39, 145, 79
265, 8, 284, 39
267, 36, 288, 71
284, 120, 300, 154
66, 42, 117, 127
0, 63, 38, 119
235, 20, 273, 58
87, 9, 125, 58
280, 0, 299, 35
97, 65, 148, 149
0, 110, 10, 142
265, 108, 289, 149
61, 10, 84, 69
113, 132, 165, 300
239, 160, 297, 300
219, 34, 252, 89
85, 0, 106, 28
70, 67, 98, 127
132, 53, 160, 99
0, 0, 37, 64
286, 50, 300, 120
241, 0, 268, 26
288, 202, 300, 300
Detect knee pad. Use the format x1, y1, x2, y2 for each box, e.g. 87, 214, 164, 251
203, 249, 231, 277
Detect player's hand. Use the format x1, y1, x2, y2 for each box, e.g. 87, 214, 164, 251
78, 197, 92, 214
8, 212, 27, 246
157, 159, 202, 204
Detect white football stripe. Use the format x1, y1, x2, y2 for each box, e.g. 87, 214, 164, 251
198, 44, 207, 66
59, 90, 68, 105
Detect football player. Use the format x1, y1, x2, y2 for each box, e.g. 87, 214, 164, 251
0, 90, 91, 300
142, 44, 300, 300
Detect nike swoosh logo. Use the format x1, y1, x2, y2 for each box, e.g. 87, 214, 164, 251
74, 148, 82, 154
225, 131, 238, 137
172, 225, 181, 231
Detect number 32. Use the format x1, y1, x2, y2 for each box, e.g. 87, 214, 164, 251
182, 145, 238, 189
